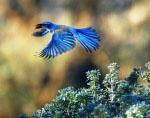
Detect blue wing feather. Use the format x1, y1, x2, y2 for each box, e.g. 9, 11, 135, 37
40, 30, 76, 59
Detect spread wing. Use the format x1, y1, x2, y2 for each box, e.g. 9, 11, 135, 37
32, 29, 49, 37
39, 30, 76, 59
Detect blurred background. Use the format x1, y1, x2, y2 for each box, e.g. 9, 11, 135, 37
0, 0, 149, 117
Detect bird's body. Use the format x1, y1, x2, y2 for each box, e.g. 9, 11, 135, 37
33, 22, 101, 59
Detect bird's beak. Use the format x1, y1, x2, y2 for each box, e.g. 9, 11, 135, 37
35, 24, 42, 29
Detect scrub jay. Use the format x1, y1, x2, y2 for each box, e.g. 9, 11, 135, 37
33, 22, 101, 59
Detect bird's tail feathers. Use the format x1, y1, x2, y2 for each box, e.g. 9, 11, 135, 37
75, 27, 100, 52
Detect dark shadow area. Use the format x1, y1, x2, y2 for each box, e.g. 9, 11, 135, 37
64, 58, 104, 89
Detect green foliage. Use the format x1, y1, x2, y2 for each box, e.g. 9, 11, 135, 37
125, 102, 150, 118
142, 62, 150, 83
22, 62, 150, 118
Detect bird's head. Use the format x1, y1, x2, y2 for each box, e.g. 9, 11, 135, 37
35, 22, 52, 29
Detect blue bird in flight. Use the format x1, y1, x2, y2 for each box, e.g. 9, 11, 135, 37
33, 22, 101, 59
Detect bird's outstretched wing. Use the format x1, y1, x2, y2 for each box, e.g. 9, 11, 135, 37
39, 30, 76, 59
32, 29, 49, 37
